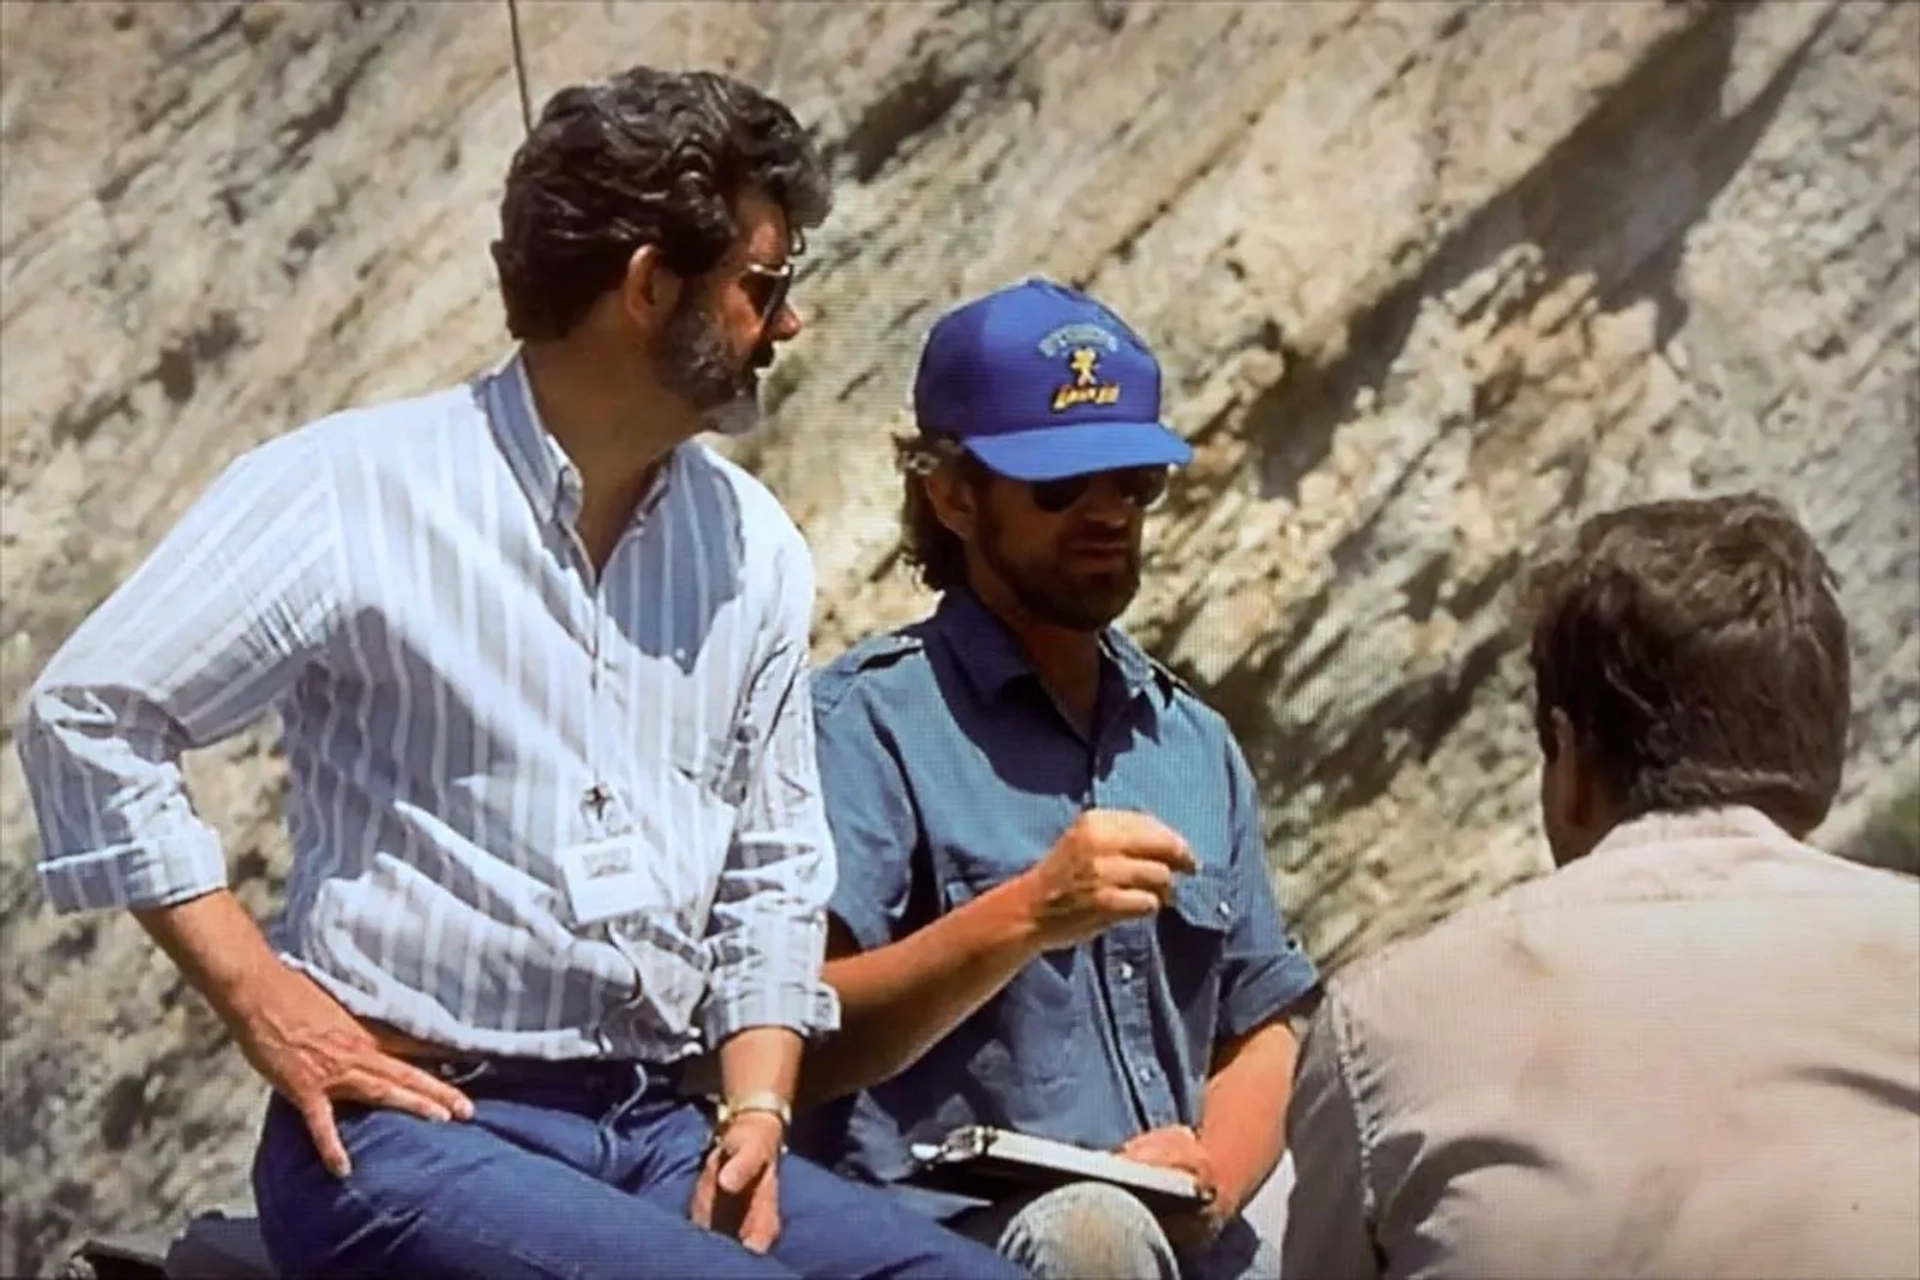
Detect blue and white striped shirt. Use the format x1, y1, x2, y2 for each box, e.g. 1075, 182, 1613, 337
17, 353, 840, 1062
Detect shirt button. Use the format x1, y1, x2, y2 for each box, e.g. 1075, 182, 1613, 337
1217, 901, 1232, 921
1136, 1064, 1156, 1084
1117, 962, 1135, 981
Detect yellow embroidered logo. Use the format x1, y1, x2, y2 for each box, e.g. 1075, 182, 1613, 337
1051, 345, 1121, 412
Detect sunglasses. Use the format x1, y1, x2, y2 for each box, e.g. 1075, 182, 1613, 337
739, 230, 805, 334
739, 259, 794, 332
1026, 465, 1170, 514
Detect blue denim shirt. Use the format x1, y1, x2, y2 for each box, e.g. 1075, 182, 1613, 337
792, 589, 1320, 1220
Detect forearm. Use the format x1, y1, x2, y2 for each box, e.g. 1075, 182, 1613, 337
132, 888, 287, 1029
1199, 1018, 1301, 1213
802, 877, 1043, 1105
717, 1025, 804, 1104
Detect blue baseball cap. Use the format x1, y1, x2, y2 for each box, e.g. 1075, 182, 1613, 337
911, 277, 1194, 482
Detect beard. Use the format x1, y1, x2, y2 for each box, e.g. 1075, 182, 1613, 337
653, 299, 766, 438
975, 499, 1142, 631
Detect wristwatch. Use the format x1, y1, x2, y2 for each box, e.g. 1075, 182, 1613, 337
714, 1090, 792, 1130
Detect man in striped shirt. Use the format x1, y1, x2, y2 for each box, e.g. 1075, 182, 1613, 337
18, 66, 1018, 1280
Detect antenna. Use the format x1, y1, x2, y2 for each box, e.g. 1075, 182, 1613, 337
506, 0, 533, 134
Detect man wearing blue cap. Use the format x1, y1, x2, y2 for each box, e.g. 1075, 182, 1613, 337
791, 278, 1322, 1278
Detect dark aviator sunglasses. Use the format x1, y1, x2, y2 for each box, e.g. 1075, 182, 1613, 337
739, 242, 801, 334
1026, 465, 1170, 514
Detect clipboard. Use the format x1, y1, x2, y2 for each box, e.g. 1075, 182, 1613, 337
905, 1125, 1212, 1216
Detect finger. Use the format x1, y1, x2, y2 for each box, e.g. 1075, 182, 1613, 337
1089, 811, 1197, 871
1136, 833, 1197, 873
717, 1145, 765, 1197
297, 1095, 352, 1179
1105, 857, 1175, 899
742, 1182, 781, 1253
1096, 887, 1164, 921
375, 1057, 477, 1121
333, 1070, 457, 1124
688, 1166, 716, 1229
1118, 1132, 1180, 1163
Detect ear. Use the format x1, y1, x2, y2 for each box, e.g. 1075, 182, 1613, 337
619, 244, 682, 337
923, 466, 979, 543
1547, 706, 1594, 824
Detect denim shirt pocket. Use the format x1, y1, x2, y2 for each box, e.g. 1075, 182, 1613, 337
937, 862, 1082, 1095
1159, 865, 1233, 1029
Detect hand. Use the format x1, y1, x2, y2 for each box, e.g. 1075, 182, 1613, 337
1118, 1125, 1225, 1249
689, 1111, 784, 1253
1017, 810, 1197, 950
228, 963, 475, 1178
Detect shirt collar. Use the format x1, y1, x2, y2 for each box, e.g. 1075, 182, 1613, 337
1590, 804, 1800, 857
481, 348, 577, 529
932, 588, 1162, 706
481, 347, 678, 532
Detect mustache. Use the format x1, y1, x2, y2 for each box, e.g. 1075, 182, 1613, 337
1062, 533, 1139, 551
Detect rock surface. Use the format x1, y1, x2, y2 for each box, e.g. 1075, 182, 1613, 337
1, 0, 1914, 1272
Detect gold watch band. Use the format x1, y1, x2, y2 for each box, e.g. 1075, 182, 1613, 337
715, 1089, 791, 1129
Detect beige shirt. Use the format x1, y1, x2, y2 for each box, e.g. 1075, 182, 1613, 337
1283, 806, 1920, 1280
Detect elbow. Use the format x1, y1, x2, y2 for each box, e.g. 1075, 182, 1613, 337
15, 671, 103, 764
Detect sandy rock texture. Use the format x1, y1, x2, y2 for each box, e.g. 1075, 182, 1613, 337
2, 1, 1914, 1272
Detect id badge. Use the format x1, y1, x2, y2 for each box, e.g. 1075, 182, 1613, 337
556, 831, 670, 927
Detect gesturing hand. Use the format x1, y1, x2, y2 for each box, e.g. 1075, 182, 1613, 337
689, 1111, 785, 1253
1019, 810, 1198, 950
1118, 1124, 1225, 1248
231, 963, 475, 1177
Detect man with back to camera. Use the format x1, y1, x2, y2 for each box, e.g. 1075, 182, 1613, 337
15, 65, 1022, 1280
1282, 492, 1920, 1279
789, 277, 1324, 1279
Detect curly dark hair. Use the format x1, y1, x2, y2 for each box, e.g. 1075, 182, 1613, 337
896, 434, 984, 593
1520, 491, 1851, 835
490, 66, 832, 341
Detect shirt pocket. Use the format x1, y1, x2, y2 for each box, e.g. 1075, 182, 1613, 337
937, 861, 1082, 1091
1159, 865, 1234, 1012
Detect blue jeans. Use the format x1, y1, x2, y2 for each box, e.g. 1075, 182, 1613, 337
252, 1058, 1023, 1280
953, 1182, 1278, 1280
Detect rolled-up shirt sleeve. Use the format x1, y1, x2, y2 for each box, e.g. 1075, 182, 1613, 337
1217, 736, 1321, 1039
17, 435, 341, 914
699, 535, 840, 1045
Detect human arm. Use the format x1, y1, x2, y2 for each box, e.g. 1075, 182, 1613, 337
697, 538, 839, 1058
1121, 737, 1320, 1234
1197, 738, 1320, 1215
1280, 993, 1382, 1280
17, 437, 471, 1173
135, 890, 475, 1175
801, 877, 1045, 1105
19, 438, 340, 914
1198, 1016, 1303, 1215
689, 538, 843, 1250
797, 668, 1196, 1105
688, 1024, 800, 1252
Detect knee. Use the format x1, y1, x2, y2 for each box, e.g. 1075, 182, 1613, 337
997, 1182, 1177, 1280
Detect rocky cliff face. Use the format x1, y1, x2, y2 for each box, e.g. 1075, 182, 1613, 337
2, 0, 1914, 1272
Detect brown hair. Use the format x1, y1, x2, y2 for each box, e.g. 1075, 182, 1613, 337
895, 435, 985, 593
491, 67, 830, 341
1520, 492, 1851, 834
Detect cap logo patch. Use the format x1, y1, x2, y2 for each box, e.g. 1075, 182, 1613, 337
1040, 326, 1122, 413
